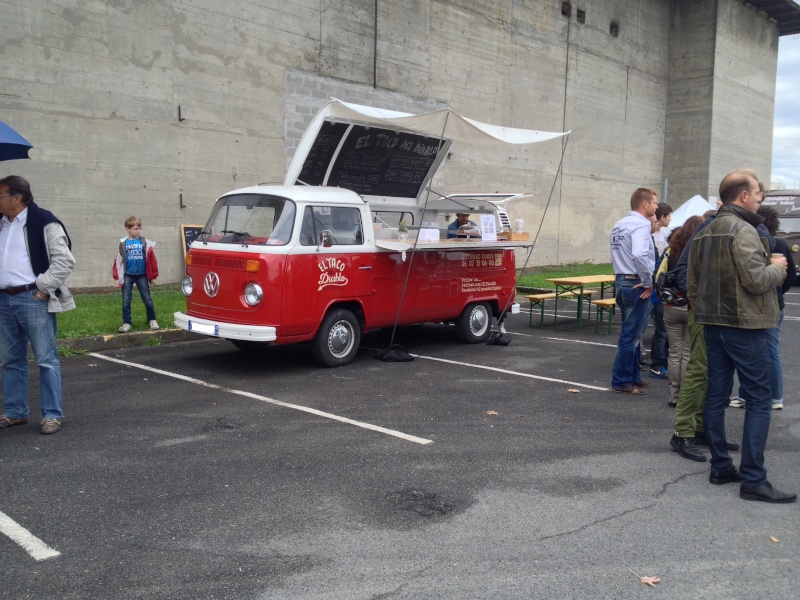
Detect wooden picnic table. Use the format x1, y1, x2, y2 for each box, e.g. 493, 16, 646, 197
544, 274, 617, 331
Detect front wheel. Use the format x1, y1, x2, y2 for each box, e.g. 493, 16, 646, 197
455, 302, 492, 343
312, 308, 361, 367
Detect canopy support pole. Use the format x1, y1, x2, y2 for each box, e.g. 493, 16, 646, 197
377, 110, 453, 360
489, 134, 571, 342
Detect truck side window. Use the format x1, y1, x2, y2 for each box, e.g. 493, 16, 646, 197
300, 206, 363, 246
300, 208, 317, 246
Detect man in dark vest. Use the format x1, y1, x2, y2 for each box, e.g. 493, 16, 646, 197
0, 175, 75, 435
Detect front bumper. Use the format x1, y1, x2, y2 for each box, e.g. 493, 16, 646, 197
173, 312, 277, 342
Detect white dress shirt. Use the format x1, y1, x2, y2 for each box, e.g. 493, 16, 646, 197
0, 208, 37, 288
610, 211, 655, 288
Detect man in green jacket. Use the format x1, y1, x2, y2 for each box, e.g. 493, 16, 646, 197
687, 170, 794, 503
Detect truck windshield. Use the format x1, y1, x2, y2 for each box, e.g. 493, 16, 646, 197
200, 194, 296, 246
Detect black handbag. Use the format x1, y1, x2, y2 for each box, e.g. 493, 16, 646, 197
655, 270, 688, 306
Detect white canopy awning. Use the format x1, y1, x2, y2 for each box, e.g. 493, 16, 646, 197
327, 99, 569, 146
285, 99, 569, 204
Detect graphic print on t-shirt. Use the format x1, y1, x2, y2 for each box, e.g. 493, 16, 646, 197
125, 239, 145, 275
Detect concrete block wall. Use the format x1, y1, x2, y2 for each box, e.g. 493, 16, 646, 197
0, 0, 779, 286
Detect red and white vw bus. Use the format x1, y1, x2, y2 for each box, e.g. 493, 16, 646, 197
174, 100, 565, 366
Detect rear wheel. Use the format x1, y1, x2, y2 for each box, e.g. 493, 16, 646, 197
455, 302, 492, 343
312, 308, 361, 367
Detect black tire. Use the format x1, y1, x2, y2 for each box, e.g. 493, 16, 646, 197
230, 339, 270, 352
455, 302, 492, 343
312, 308, 361, 367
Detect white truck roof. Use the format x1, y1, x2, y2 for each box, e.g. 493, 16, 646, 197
220, 185, 365, 205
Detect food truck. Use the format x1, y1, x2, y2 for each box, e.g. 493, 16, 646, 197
174, 100, 566, 366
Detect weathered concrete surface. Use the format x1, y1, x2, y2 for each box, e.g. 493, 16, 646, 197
0, 0, 780, 285
664, 0, 778, 205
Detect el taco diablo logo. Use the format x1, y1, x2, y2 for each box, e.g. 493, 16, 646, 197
317, 257, 349, 291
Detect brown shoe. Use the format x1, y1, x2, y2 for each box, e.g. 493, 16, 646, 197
0, 415, 29, 428
634, 380, 650, 388
40, 418, 61, 435
612, 385, 647, 395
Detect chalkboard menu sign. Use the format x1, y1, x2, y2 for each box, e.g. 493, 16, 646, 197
296, 121, 446, 198
180, 224, 204, 257
298, 122, 349, 185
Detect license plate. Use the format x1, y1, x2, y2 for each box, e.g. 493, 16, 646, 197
188, 321, 218, 336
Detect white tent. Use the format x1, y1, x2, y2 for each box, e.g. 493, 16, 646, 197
669, 194, 717, 228
653, 194, 717, 250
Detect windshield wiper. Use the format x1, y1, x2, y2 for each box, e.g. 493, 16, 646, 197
221, 230, 250, 244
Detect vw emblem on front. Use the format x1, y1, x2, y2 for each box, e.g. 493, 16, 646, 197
204, 272, 220, 297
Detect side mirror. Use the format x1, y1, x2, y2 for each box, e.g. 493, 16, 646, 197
319, 230, 333, 248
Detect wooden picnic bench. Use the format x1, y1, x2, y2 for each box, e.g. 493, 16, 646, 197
591, 298, 617, 334
524, 289, 596, 328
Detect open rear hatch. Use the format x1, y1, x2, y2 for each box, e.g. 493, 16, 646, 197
285, 99, 567, 210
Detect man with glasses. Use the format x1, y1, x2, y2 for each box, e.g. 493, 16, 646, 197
688, 170, 794, 503
609, 188, 658, 394
0, 175, 75, 435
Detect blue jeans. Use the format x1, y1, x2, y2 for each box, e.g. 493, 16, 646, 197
704, 325, 772, 485
766, 310, 785, 403
0, 291, 63, 420
122, 274, 156, 324
734, 308, 784, 404
649, 302, 668, 369
611, 276, 652, 388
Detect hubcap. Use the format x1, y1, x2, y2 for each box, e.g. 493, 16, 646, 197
328, 321, 354, 358
470, 306, 488, 335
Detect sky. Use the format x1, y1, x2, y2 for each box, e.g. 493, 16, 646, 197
772, 34, 800, 189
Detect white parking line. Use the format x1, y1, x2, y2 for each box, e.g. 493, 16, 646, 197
386, 351, 609, 391
543, 336, 617, 348
88, 353, 433, 445
0, 511, 60, 561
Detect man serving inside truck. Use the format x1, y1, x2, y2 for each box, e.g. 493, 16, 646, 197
448, 213, 478, 238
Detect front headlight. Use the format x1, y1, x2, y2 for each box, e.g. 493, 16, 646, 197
244, 282, 263, 306
181, 276, 193, 296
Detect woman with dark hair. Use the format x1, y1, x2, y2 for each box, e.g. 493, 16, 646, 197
662, 215, 704, 407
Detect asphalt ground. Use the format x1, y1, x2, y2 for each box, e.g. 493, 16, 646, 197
2, 291, 799, 599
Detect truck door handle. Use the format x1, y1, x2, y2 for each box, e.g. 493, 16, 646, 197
359, 266, 372, 270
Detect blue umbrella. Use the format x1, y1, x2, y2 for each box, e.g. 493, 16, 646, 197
0, 120, 33, 161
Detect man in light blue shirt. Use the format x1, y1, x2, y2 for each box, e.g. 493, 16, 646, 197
447, 213, 478, 238
609, 188, 657, 393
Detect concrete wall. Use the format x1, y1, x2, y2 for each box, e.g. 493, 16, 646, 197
663, 0, 778, 205
663, 0, 717, 206
0, 0, 779, 286
709, 0, 777, 193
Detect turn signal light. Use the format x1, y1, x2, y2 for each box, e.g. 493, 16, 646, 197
246, 260, 259, 273
185, 254, 192, 266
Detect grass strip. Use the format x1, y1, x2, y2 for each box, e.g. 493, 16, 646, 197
57, 264, 613, 339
